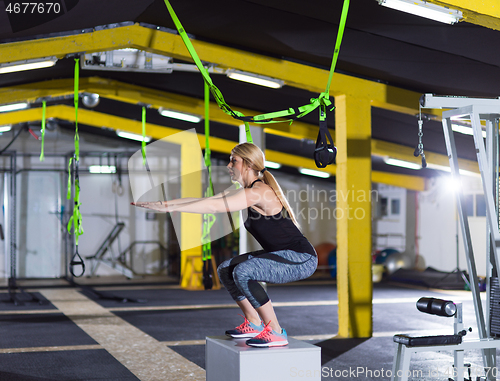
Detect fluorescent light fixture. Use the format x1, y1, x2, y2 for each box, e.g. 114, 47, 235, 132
0, 57, 57, 74
227, 70, 284, 89
0, 102, 28, 113
377, 0, 462, 24
264, 161, 281, 169
158, 108, 201, 123
0, 125, 12, 133
298, 168, 330, 179
458, 170, 480, 178
384, 158, 421, 170
426, 162, 480, 177
451, 123, 486, 138
116, 130, 152, 142
89, 165, 116, 174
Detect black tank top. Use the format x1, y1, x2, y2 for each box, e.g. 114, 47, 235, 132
243, 180, 316, 256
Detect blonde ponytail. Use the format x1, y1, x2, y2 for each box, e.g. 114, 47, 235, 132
231, 143, 300, 229
261, 170, 300, 228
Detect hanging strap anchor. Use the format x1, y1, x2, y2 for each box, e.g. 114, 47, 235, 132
414, 112, 427, 168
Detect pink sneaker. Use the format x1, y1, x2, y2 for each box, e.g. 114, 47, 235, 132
245, 321, 288, 347
226, 315, 264, 338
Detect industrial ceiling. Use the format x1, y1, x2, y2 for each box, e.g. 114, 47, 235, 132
0, 0, 499, 189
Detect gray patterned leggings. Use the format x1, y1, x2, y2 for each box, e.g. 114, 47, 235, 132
217, 250, 318, 309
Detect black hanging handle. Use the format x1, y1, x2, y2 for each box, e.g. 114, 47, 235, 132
70, 246, 85, 278
314, 119, 337, 168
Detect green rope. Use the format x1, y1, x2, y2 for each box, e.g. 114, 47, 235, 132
202, 81, 216, 258
74, 58, 80, 161
142, 106, 147, 166
67, 165, 84, 245
65, 58, 85, 277
201, 81, 217, 289
39, 100, 46, 161
325, 0, 350, 97
67, 157, 73, 200
162, 0, 349, 125
204, 82, 212, 181
67, 58, 84, 257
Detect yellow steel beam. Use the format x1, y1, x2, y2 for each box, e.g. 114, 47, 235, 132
0, 104, 316, 166
0, 77, 472, 186
0, 24, 430, 117
0, 105, 428, 191
335, 94, 373, 338
372, 170, 426, 190
428, 0, 500, 31
0, 77, 319, 141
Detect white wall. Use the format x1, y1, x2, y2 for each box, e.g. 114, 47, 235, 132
1, 145, 490, 280
458, 177, 487, 276
275, 172, 337, 247
374, 184, 407, 252
417, 175, 488, 276
16, 171, 62, 278
0, 153, 178, 280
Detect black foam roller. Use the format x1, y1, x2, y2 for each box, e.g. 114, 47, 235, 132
416, 297, 456, 317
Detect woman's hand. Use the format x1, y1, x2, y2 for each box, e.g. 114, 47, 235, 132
131, 201, 169, 212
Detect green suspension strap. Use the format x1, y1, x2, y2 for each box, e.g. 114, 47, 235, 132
162, 0, 349, 166
201, 82, 216, 290
73, 58, 80, 162
66, 58, 85, 277
142, 106, 147, 166
313, 0, 349, 168
39, 100, 46, 161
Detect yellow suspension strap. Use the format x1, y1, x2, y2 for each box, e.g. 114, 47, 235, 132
163, 0, 349, 166
313, 0, 349, 168
66, 58, 85, 277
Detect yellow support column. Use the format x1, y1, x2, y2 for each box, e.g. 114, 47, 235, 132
334, 94, 373, 338
179, 141, 203, 290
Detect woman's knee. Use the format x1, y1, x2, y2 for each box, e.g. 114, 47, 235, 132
232, 263, 251, 286
217, 258, 231, 273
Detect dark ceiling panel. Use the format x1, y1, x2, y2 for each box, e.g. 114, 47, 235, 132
371, 107, 477, 161
0, 0, 154, 38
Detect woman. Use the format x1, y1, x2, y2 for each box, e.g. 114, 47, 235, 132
133, 142, 317, 347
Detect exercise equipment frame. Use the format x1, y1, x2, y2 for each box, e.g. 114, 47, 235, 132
399, 94, 500, 381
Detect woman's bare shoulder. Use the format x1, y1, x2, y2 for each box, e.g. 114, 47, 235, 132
250, 182, 282, 212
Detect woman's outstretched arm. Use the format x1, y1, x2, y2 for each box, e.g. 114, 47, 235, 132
133, 187, 240, 207
133, 187, 260, 214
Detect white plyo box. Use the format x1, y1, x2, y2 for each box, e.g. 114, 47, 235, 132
206, 336, 321, 381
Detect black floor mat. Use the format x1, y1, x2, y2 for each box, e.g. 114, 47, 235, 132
0, 292, 56, 311
0, 313, 97, 349
0, 350, 139, 381
388, 268, 468, 290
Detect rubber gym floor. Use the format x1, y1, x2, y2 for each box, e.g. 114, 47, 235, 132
0, 276, 488, 381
